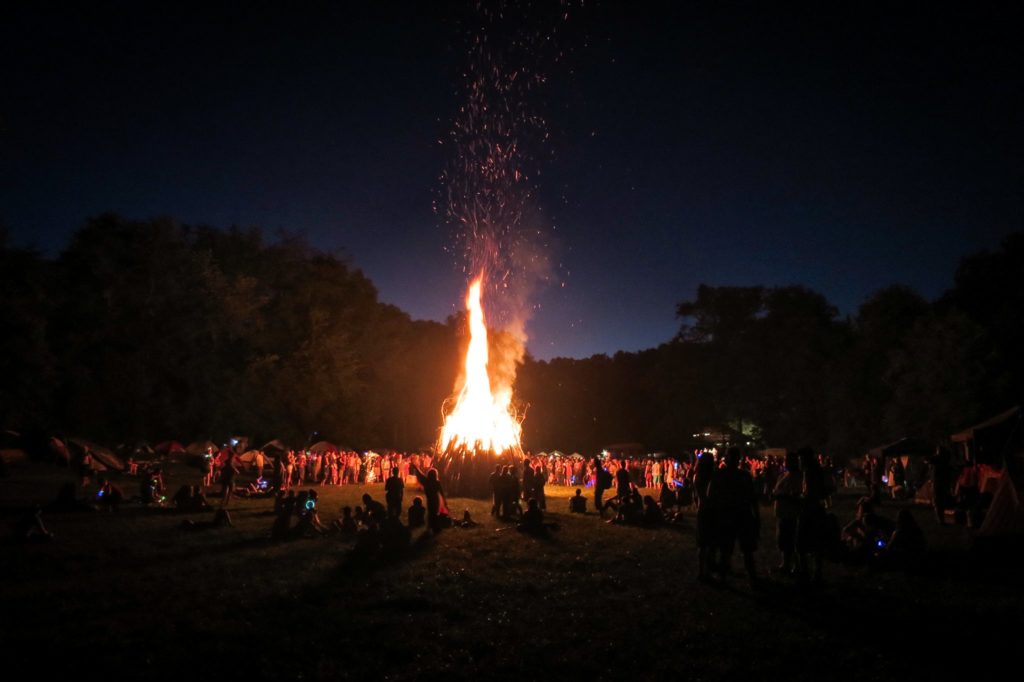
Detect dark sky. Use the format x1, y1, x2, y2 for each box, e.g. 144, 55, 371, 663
3, 2, 1021, 360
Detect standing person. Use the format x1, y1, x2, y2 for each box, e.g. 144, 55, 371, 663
929, 446, 952, 526
219, 450, 240, 507
409, 462, 447, 533
594, 457, 612, 518
615, 460, 632, 502
771, 452, 802, 574
489, 464, 503, 516
535, 460, 547, 510
385, 466, 405, 518
522, 462, 536, 506
796, 448, 828, 584
694, 451, 715, 510
706, 447, 760, 587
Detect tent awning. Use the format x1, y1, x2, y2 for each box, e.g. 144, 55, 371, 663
952, 406, 1021, 443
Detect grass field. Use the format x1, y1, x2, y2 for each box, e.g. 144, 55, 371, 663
1, 461, 1021, 681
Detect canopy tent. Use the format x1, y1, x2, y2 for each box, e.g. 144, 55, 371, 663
308, 441, 339, 454
603, 442, 646, 457
976, 455, 1024, 538
866, 437, 933, 459
952, 406, 1022, 464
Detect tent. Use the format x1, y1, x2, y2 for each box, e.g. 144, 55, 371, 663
238, 450, 266, 468
50, 437, 70, 465
186, 440, 217, 456
952, 406, 1022, 464
913, 479, 934, 506
308, 441, 339, 454
604, 442, 646, 457
154, 440, 185, 455
569, 452, 585, 460
69, 438, 125, 471
866, 437, 932, 460
261, 439, 288, 455
976, 455, 1024, 537
0, 448, 26, 466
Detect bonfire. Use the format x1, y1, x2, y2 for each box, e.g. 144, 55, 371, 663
436, 274, 524, 497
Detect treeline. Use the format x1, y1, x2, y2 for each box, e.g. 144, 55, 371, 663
1, 214, 460, 449
2, 215, 1022, 458
521, 234, 1024, 457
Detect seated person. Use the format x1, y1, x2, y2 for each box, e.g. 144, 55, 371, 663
842, 497, 894, 560
362, 493, 387, 524
458, 510, 479, 528
96, 479, 125, 513
518, 498, 551, 536
333, 506, 358, 537
642, 495, 664, 527
569, 489, 587, 513
877, 509, 926, 569
292, 490, 327, 537
407, 497, 426, 529
659, 481, 677, 510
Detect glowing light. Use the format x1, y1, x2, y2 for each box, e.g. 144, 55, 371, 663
438, 275, 522, 455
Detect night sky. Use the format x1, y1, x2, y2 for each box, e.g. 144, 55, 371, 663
3, 3, 1020, 360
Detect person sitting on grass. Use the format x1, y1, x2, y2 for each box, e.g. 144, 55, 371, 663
658, 481, 677, 511
270, 490, 296, 542
457, 510, 479, 528
642, 495, 664, 527
333, 506, 357, 538
875, 509, 926, 570
181, 508, 232, 531
518, 498, 549, 536
407, 497, 426, 529
96, 478, 125, 513
569, 488, 587, 513
362, 493, 387, 524
293, 490, 327, 538
841, 497, 894, 563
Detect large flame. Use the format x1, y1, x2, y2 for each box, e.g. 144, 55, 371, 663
438, 275, 523, 455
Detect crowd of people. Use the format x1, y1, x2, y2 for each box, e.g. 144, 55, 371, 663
30, 441, 941, 584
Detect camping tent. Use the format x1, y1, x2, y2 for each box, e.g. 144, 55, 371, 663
238, 450, 265, 468
186, 440, 217, 456
154, 440, 185, 455
952, 406, 1022, 464
976, 455, 1024, 537
69, 438, 125, 471
261, 439, 288, 455
308, 441, 339, 454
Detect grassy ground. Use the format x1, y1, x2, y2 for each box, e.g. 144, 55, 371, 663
1, 461, 1021, 681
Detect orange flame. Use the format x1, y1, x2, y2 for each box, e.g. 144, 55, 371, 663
438, 275, 523, 455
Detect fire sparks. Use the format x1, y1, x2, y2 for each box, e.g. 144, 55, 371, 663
438, 275, 523, 456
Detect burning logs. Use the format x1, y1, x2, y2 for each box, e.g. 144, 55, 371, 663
437, 443, 523, 499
